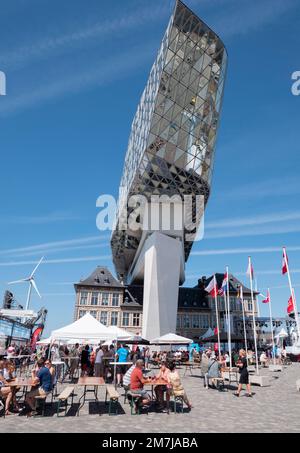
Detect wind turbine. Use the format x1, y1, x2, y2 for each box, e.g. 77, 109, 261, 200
8, 257, 44, 310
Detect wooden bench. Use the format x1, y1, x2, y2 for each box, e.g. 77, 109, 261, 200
105, 385, 120, 416
56, 386, 75, 417
34, 394, 47, 416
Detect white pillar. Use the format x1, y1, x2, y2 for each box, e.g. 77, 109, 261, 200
132, 232, 184, 340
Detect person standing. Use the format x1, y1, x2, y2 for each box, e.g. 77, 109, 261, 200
116, 344, 129, 387
234, 349, 252, 398
200, 350, 211, 389
94, 345, 104, 377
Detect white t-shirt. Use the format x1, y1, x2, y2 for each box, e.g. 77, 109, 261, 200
95, 349, 104, 364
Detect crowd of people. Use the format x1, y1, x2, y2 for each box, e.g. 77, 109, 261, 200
0, 339, 291, 416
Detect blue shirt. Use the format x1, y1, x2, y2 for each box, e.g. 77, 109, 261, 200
37, 366, 53, 392
117, 347, 128, 363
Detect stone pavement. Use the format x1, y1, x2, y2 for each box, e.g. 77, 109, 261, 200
1, 363, 299, 433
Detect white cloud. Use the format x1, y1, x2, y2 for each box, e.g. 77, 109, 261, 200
191, 245, 300, 257
0, 255, 111, 267
0, 235, 108, 257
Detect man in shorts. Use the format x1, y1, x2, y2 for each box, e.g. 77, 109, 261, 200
130, 359, 151, 411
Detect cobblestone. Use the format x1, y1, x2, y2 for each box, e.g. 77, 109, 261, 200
1, 364, 299, 433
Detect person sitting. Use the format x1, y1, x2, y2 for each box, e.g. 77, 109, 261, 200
154, 362, 171, 411
45, 359, 56, 387
25, 358, 53, 416
168, 362, 192, 411
260, 351, 267, 368
123, 363, 135, 394
0, 359, 20, 415
129, 359, 151, 412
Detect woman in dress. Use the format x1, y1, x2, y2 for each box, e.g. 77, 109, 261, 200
234, 349, 252, 397
168, 362, 192, 411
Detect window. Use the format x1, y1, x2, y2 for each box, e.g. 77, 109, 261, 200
78, 310, 85, 318
192, 315, 200, 329
112, 293, 120, 307
133, 313, 140, 327
183, 314, 190, 328
200, 315, 209, 329
89, 311, 98, 319
80, 292, 88, 305
111, 312, 118, 326
91, 292, 99, 306
101, 293, 109, 306
122, 312, 130, 327
177, 315, 181, 328
248, 301, 253, 312
100, 311, 108, 325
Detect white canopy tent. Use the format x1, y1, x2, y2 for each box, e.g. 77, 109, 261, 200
150, 333, 193, 345
51, 313, 112, 342
200, 328, 214, 340
106, 326, 135, 341
36, 337, 54, 345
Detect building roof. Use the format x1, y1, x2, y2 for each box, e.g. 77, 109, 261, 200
195, 274, 256, 295
74, 267, 123, 289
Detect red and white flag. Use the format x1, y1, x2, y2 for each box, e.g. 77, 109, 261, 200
214, 327, 219, 336
247, 258, 254, 280
205, 275, 218, 297
282, 249, 288, 275
287, 296, 294, 315
262, 290, 270, 304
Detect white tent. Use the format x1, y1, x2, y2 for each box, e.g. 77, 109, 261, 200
275, 328, 288, 339
106, 326, 134, 341
150, 333, 193, 345
200, 328, 214, 340
36, 337, 54, 345
51, 313, 112, 342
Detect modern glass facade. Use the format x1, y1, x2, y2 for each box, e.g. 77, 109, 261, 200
111, 0, 227, 281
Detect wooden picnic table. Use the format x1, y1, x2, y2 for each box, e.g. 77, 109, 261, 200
76, 377, 105, 415
144, 378, 170, 399
6, 378, 35, 388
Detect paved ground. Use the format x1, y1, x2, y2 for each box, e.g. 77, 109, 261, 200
1, 364, 299, 433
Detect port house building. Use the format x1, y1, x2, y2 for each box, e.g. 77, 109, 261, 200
74, 267, 260, 341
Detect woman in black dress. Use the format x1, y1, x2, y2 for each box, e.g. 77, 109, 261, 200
234, 349, 252, 397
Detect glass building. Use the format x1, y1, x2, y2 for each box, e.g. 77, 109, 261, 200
111, 0, 227, 282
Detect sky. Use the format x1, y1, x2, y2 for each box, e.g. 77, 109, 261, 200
0, 0, 300, 336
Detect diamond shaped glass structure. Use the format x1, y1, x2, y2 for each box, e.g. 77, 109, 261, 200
111, 0, 227, 281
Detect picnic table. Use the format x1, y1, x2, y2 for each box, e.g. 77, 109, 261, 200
182, 361, 200, 376
144, 378, 170, 399
6, 378, 37, 402
76, 376, 105, 415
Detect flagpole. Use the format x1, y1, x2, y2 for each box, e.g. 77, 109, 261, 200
240, 286, 248, 365
268, 289, 276, 366
255, 278, 261, 317
248, 256, 259, 375
283, 247, 300, 340
226, 266, 232, 369
213, 275, 221, 354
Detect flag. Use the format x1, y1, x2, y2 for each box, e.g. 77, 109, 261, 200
205, 275, 218, 297
236, 286, 244, 304
30, 326, 43, 349
282, 250, 288, 275
287, 296, 294, 315
262, 290, 270, 304
247, 258, 254, 280
218, 272, 228, 296
214, 327, 219, 336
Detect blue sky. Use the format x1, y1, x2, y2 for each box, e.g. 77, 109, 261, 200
0, 0, 300, 336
